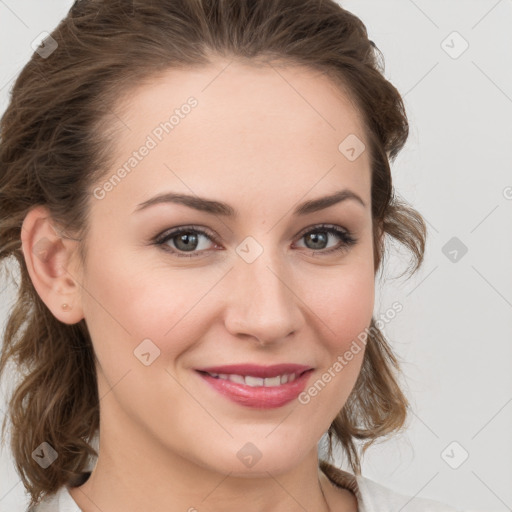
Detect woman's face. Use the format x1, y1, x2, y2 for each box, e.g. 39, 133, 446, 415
74, 59, 375, 476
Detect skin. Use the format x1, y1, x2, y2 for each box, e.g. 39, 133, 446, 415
21, 58, 377, 512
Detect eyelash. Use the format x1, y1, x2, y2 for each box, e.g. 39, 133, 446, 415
152, 223, 358, 259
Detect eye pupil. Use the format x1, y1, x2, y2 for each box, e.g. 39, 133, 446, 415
305, 232, 327, 250
175, 232, 198, 251
155, 224, 355, 259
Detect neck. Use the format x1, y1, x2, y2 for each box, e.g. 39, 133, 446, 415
69, 408, 335, 512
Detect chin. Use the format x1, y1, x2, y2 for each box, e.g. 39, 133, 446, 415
196, 439, 311, 477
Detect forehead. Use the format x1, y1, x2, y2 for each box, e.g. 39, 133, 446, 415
96, 59, 371, 214
115, 58, 367, 143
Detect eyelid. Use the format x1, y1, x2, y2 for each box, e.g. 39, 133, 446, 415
293, 223, 357, 254
152, 224, 221, 250
151, 222, 357, 258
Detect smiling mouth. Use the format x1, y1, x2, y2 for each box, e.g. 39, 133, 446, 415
196, 369, 311, 387
195, 367, 314, 409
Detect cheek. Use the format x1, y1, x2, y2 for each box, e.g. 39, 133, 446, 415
332, 280, 374, 345
81, 250, 218, 367
307, 229, 376, 348
297, 267, 374, 413
307, 263, 375, 348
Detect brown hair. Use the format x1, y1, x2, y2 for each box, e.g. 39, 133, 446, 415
0, 0, 426, 506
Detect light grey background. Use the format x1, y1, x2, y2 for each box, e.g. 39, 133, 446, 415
1, 1, 511, 511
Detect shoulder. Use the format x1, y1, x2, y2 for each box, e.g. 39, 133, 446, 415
356, 474, 462, 512
320, 460, 463, 512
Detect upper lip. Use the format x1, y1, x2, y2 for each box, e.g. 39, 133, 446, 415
195, 364, 313, 378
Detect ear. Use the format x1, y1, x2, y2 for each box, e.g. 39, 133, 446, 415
20, 205, 85, 325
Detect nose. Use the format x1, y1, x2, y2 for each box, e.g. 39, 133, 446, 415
223, 250, 304, 346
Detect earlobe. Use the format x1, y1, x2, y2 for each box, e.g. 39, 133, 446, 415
20, 205, 85, 325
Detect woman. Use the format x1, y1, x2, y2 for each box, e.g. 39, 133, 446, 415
0, 1, 462, 510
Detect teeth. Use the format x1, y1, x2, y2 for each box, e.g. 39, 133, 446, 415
245, 375, 264, 387
207, 372, 300, 387
227, 374, 245, 385
264, 376, 281, 387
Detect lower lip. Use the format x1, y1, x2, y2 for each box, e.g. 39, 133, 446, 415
196, 370, 313, 409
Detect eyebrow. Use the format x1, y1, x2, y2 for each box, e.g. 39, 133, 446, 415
133, 188, 366, 217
